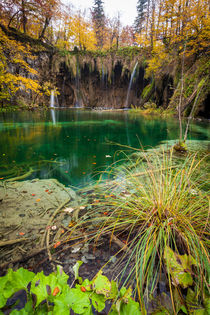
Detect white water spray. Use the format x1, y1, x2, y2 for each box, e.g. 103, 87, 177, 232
125, 61, 138, 107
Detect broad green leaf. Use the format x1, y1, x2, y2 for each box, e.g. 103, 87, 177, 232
164, 246, 196, 288
120, 287, 127, 297
55, 286, 91, 314
55, 265, 69, 288
109, 280, 118, 299
91, 292, 105, 312
92, 271, 111, 296
30, 271, 58, 307
120, 298, 142, 315
73, 260, 83, 284
67, 287, 91, 314
10, 299, 34, 314
81, 278, 92, 291
2, 268, 34, 300
53, 289, 72, 315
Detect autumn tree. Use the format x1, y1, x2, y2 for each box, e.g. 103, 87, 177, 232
0, 26, 49, 104
0, 0, 61, 41
91, 0, 105, 48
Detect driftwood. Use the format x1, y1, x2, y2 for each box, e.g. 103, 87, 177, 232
0, 238, 29, 247
5, 167, 34, 182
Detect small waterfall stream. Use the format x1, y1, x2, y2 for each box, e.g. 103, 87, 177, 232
50, 90, 55, 108
125, 61, 138, 107
50, 90, 56, 124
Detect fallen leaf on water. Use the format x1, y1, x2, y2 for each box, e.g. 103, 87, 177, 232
36, 199, 41, 202
19, 232, 25, 236
52, 287, 60, 296
54, 241, 61, 249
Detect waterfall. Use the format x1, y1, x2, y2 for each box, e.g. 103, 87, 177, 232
125, 61, 138, 107
101, 64, 104, 88
50, 90, 55, 108
74, 62, 83, 108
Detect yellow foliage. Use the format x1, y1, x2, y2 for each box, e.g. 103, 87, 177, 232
0, 28, 49, 102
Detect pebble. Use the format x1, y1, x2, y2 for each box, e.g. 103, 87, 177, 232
81, 256, 88, 263
84, 253, 95, 260
110, 256, 117, 263
72, 246, 81, 253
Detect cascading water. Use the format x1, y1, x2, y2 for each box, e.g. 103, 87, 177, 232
50, 90, 56, 124
75, 62, 83, 108
125, 61, 138, 107
50, 90, 55, 108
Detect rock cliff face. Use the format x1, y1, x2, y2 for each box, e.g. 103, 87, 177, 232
1, 24, 209, 118
52, 52, 209, 118
54, 53, 174, 111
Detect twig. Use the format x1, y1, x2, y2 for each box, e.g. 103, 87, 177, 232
0, 247, 46, 270
0, 238, 29, 247
41, 198, 70, 248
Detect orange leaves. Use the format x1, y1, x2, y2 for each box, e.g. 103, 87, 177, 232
81, 286, 86, 292
19, 232, 25, 236
36, 198, 41, 202
52, 287, 60, 296
54, 241, 61, 249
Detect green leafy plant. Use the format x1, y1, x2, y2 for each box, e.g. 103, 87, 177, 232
76, 148, 209, 312
0, 262, 141, 314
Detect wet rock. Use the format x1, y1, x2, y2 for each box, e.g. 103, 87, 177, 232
81, 256, 88, 263
84, 253, 95, 260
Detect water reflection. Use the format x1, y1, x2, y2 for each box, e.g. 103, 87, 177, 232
0, 110, 209, 186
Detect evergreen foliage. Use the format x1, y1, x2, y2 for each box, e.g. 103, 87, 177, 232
134, 0, 147, 33
91, 0, 105, 48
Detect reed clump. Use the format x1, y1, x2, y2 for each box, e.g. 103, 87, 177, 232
77, 148, 209, 311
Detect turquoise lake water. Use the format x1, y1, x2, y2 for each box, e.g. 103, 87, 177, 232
0, 110, 209, 186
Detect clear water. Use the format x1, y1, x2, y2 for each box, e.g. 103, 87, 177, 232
0, 110, 209, 187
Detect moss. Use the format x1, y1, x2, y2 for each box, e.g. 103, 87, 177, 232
142, 80, 154, 100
